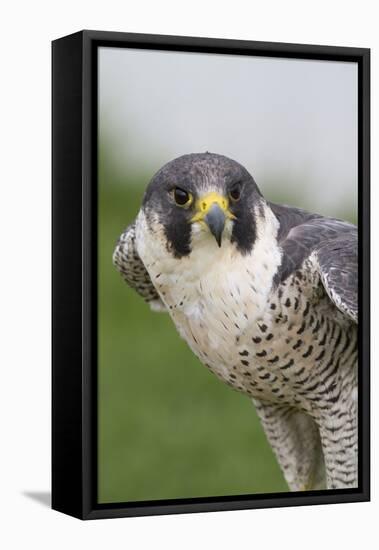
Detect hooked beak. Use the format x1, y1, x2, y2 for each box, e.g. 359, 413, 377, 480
205, 204, 225, 247
190, 192, 236, 247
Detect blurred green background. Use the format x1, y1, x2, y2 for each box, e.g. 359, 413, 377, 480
98, 48, 357, 504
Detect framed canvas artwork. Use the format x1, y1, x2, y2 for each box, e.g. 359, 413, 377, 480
52, 30, 370, 519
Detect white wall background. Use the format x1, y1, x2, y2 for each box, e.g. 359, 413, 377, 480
0, 1, 376, 549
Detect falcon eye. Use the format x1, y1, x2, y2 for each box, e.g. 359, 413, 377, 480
172, 187, 192, 207
229, 184, 241, 202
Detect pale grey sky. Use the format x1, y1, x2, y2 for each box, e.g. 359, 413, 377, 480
99, 47, 357, 218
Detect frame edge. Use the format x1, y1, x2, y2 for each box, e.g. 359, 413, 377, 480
52, 31, 85, 520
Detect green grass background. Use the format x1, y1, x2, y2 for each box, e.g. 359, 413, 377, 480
98, 148, 356, 504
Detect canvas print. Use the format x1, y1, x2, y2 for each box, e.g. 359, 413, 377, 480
98, 47, 358, 504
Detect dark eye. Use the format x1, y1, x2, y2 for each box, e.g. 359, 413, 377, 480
173, 187, 192, 206
229, 184, 241, 202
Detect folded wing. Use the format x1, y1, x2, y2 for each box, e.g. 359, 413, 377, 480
113, 223, 166, 312
271, 202, 357, 323
314, 231, 358, 323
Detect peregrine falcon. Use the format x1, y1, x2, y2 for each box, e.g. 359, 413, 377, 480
113, 153, 358, 491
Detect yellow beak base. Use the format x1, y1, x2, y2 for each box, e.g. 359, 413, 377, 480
190, 192, 235, 223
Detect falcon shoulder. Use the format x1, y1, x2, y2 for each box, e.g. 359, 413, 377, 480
113, 222, 166, 312
270, 202, 357, 323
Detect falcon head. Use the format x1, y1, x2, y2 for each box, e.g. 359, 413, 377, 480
141, 153, 264, 258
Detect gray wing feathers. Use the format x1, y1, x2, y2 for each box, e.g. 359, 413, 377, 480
113, 223, 166, 312
314, 231, 358, 323
272, 203, 357, 323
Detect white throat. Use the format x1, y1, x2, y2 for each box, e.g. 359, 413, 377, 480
136, 202, 282, 337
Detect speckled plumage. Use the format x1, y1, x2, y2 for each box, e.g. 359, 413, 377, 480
113, 153, 358, 491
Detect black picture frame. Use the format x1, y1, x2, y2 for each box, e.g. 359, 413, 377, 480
52, 30, 370, 520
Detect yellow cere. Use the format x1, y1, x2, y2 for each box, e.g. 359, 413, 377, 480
191, 192, 236, 222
